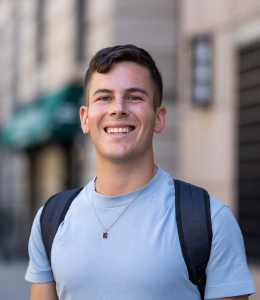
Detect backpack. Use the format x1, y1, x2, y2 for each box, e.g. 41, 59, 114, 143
40, 180, 212, 300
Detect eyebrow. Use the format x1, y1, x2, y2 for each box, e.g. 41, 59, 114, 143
92, 87, 149, 97
124, 87, 149, 96
92, 89, 114, 97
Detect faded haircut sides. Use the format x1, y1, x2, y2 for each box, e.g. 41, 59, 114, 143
84, 44, 163, 109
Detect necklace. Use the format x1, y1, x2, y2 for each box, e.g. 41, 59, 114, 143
92, 181, 148, 238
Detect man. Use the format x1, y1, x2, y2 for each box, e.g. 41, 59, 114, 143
25, 45, 256, 299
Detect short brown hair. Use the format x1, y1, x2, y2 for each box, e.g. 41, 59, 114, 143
84, 45, 163, 109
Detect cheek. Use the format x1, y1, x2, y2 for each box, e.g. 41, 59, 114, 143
87, 111, 105, 132
142, 108, 157, 125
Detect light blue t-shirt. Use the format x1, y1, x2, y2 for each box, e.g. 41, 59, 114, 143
25, 167, 256, 299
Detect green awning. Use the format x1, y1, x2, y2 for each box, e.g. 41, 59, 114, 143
0, 84, 84, 150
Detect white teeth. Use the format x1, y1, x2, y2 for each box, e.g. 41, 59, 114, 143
106, 127, 131, 134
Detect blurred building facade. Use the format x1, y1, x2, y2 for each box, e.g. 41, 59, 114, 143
0, 0, 259, 294
0, 0, 178, 258
178, 0, 260, 293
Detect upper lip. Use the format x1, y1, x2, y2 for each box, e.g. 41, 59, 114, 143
104, 123, 136, 128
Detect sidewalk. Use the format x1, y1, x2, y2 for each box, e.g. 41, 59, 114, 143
0, 260, 31, 299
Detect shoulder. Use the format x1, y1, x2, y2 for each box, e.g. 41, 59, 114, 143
209, 196, 241, 238
208, 196, 246, 248
32, 206, 44, 232
209, 196, 229, 220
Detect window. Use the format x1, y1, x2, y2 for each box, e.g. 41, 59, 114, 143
36, 0, 45, 64
238, 40, 260, 264
75, 0, 86, 64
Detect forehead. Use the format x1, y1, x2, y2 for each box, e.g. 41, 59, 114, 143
88, 62, 153, 96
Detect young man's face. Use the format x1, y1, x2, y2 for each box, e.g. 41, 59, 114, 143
80, 62, 166, 164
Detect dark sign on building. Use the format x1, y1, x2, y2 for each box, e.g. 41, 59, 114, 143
191, 36, 212, 105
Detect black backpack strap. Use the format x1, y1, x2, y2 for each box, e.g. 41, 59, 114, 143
40, 187, 83, 264
174, 179, 212, 300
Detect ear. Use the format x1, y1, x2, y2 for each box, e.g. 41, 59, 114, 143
79, 106, 90, 135
154, 106, 166, 133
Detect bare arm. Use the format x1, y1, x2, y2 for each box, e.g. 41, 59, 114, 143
30, 282, 58, 300
211, 296, 248, 300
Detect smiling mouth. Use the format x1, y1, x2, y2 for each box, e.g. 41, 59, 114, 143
105, 126, 135, 134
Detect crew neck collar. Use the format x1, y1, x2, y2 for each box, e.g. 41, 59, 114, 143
85, 166, 166, 208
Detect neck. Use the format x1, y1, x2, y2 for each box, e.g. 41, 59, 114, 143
95, 154, 157, 196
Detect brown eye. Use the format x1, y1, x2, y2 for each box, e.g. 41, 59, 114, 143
128, 96, 140, 100
99, 96, 110, 101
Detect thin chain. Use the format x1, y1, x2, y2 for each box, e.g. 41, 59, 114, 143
92, 181, 148, 235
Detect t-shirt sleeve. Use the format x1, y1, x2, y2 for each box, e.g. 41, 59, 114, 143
25, 207, 55, 283
204, 202, 256, 299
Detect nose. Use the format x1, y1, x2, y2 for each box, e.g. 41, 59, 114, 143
109, 97, 129, 117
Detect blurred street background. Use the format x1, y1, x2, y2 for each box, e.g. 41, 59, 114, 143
0, 260, 30, 299
0, 0, 260, 298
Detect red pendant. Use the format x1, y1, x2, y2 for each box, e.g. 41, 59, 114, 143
103, 232, 108, 239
